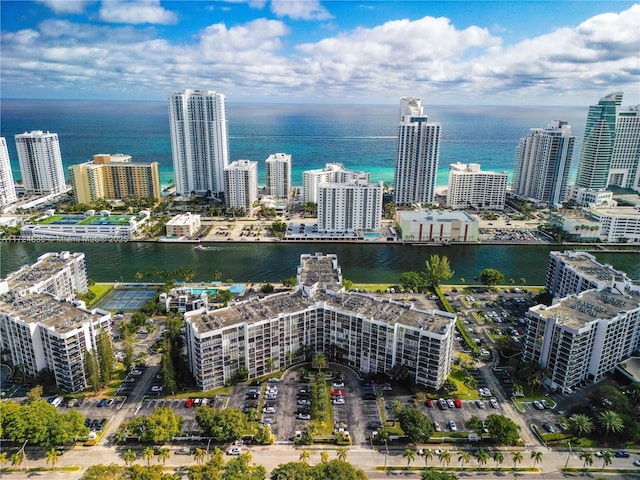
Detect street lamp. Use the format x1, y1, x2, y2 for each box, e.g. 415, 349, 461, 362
564, 440, 572, 468
384, 439, 389, 468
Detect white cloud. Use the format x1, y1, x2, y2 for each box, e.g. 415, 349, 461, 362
37, 0, 93, 14
99, 0, 178, 25
270, 0, 332, 20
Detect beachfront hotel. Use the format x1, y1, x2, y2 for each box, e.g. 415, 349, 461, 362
522, 250, 640, 393
69, 154, 161, 204
265, 153, 292, 200
446, 162, 508, 211
0, 137, 18, 210
183, 253, 456, 390
317, 179, 384, 233
224, 160, 258, 214
394, 97, 441, 206
513, 120, 576, 207
302, 163, 369, 203
0, 252, 112, 392
168, 89, 229, 197
15, 130, 67, 196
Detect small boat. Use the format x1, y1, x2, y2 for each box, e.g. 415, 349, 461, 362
194, 245, 207, 251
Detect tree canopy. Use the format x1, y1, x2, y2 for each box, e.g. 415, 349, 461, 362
479, 268, 505, 287
397, 407, 434, 443
270, 459, 367, 480
484, 414, 520, 445
424, 255, 454, 287
142, 407, 182, 443
195, 406, 247, 442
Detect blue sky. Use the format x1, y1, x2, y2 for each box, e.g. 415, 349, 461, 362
1, 1, 639, 105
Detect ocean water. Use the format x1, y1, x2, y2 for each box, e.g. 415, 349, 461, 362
0, 99, 587, 188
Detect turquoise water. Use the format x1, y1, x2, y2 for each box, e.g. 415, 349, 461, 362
190, 288, 217, 295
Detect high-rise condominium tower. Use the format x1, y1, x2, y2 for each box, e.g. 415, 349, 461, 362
0, 138, 18, 209
168, 89, 229, 197
575, 92, 623, 190
265, 153, 291, 199
513, 120, 576, 206
15, 130, 66, 195
608, 105, 640, 192
394, 97, 441, 206
224, 160, 258, 214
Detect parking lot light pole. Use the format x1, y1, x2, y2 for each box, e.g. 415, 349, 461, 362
384, 439, 389, 468
564, 441, 572, 468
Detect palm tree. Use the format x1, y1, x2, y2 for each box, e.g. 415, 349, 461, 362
423, 448, 433, 467
458, 451, 471, 468
123, 449, 137, 466
568, 414, 593, 436
299, 449, 310, 464
391, 400, 403, 424
193, 448, 206, 465
266, 357, 276, 372
599, 410, 624, 437
336, 447, 348, 462
476, 449, 489, 468
10, 453, 23, 470
439, 450, 452, 467
492, 450, 504, 470
312, 352, 327, 373
45, 448, 61, 470
0, 452, 7, 467
142, 447, 154, 467
156, 447, 170, 469
320, 451, 329, 463
511, 451, 523, 470
601, 451, 613, 471
403, 448, 416, 467
579, 451, 593, 470
531, 451, 543, 469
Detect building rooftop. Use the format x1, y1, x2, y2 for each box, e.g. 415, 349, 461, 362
297, 253, 342, 289
397, 210, 477, 223
535, 288, 640, 330
0, 292, 104, 334
552, 251, 628, 283
7, 252, 82, 294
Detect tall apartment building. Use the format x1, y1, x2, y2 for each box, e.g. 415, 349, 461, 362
446, 163, 508, 210
513, 120, 576, 206
69, 154, 161, 204
265, 153, 291, 199
302, 163, 369, 203
184, 253, 456, 390
168, 89, 229, 197
317, 179, 383, 233
15, 130, 67, 195
224, 160, 258, 213
575, 92, 623, 190
0, 251, 110, 392
608, 105, 640, 192
0, 137, 18, 210
394, 97, 441, 206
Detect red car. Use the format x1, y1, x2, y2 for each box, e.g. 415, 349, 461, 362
425, 398, 433, 407
185, 398, 194, 408
331, 389, 344, 396
454, 398, 463, 408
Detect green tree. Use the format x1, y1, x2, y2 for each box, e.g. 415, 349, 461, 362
142, 447, 154, 467
95, 329, 115, 385
511, 451, 523, 470
142, 407, 182, 443
84, 349, 101, 392
475, 449, 489, 468
530, 451, 543, 469
424, 255, 454, 287
421, 472, 459, 480
122, 331, 135, 371
458, 451, 471, 468
299, 449, 310, 464
336, 447, 348, 462
492, 450, 504, 469
46, 448, 61, 470
438, 450, 452, 467
270, 462, 312, 479
403, 448, 416, 467
282, 277, 297, 288
422, 448, 433, 467
312, 352, 327, 373
123, 449, 137, 466
579, 451, 593, 470
599, 410, 624, 437
160, 346, 177, 395
11, 451, 25, 470
399, 271, 426, 292
479, 268, 505, 287
195, 406, 247, 442
193, 448, 206, 465
568, 414, 593, 436
156, 447, 170, 469
397, 407, 434, 443
601, 450, 613, 470
485, 414, 520, 445
26, 385, 43, 403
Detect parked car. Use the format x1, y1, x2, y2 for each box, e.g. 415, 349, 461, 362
297, 413, 311, 420
475, 400, 485, 409
489, 398, 499, 408
227, 447, 242, 455
454, 398, 462, 408
542, 422, 555, 433
448, 420, 457, 432
446, 399, 455, 408
175, 448, 191, 455
615, 451, 630, 458
185, 398, 194, 408
533, 401, 544, 410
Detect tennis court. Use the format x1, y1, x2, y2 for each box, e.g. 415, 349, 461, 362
98, 285, 158, 311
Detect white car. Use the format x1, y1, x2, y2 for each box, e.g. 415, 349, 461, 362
332, 381, 345, 388
490, 398, 499, 408
227, 447, 242, 455
297, 413, 311, 420
263, 406, 275, 414
448, 420, 457, 432
333, 398, 345, 405
151, 386, 163, 392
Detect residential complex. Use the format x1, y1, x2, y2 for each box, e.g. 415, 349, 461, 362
0, 137, 18, 210
302, 163, 369, 203
168, 89, 229, 197
224, 160, 258, 213
608, 105, 640, 192
394, 97, 441, 206
69, 154, 161, 204
265, 153, 292, 199
446, 163, 508, 210
0, 252, 112, 392
165, 212, 202, 239
549, 206, 640, 243
15, 130, 67, 196
513, 120, 576, 206
317, 179, 383, 233
396, 210, 478, 243
184, 253, 456, 390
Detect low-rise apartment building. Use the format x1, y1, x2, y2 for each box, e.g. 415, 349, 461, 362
165, 212, 201, 238
184, 253, 456, 390
396, 210, 478, 243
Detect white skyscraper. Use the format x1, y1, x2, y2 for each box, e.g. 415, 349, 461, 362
513, 120, 576, 206
318, 179, 383, 233
446, 163, 508, 210
0, 138, 18, 209
265, 153, 291, 199
394, 97, 441, 206
15, 130, 66, 195
224, 160, 258, 214
608, 105, 640, 192
168, 89, 229, 197
302, 163, 369, 203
